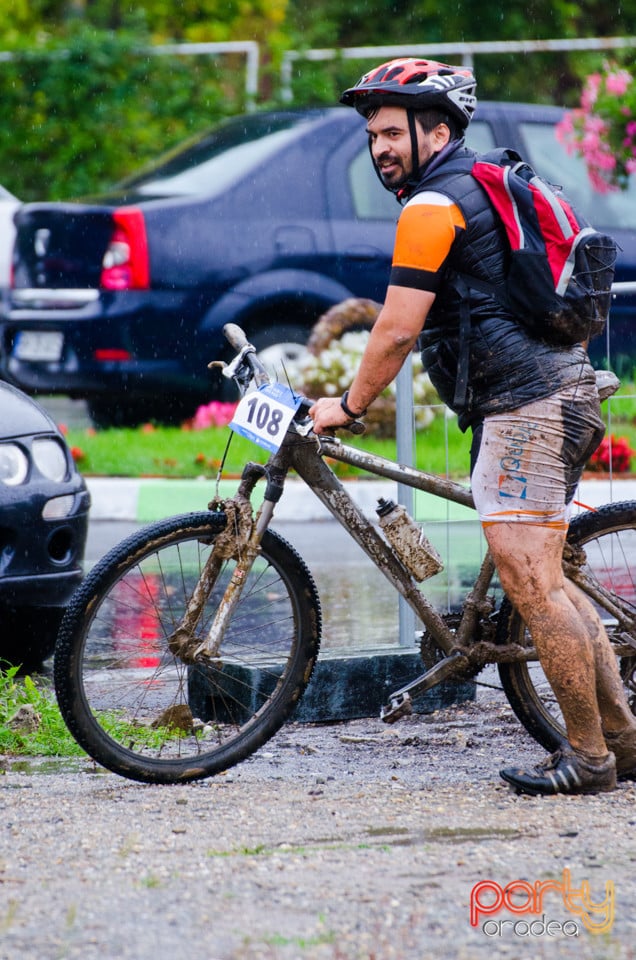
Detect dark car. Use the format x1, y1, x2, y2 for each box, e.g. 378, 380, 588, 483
0, 382, 89, 670
1, 102, 635, 427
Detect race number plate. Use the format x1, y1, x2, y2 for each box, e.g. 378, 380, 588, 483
230, 383, 301, 453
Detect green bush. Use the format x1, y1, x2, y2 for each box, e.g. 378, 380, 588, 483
0, 25, 241, 201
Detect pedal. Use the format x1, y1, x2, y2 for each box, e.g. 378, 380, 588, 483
380, 692, 413, 724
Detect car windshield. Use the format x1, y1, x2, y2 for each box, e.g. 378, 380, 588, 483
118, 113, 317, 197
519, 122, 636, 230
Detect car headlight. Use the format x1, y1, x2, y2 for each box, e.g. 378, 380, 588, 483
0, 443, 28, 485
32, 438, 68, 482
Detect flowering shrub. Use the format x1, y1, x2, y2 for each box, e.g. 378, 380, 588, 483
556, 63, 636, 193
587, 434, 635, 473
187, 401, 238, 431
289, 330, 444, 438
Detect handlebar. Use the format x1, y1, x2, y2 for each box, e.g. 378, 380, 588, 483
214, 323, 366, 435
222, 323, 250, 352
208, 323, 270, 390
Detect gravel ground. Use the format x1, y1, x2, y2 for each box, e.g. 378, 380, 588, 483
1, 691, 635, 960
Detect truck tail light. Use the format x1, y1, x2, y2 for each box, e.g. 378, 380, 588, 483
100, 208, 150, 290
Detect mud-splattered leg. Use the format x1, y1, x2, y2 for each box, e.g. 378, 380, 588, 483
485, 522, 613, 759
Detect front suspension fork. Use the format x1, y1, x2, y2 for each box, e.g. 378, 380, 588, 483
191, 498, 276, 660
167, 461, 283, 662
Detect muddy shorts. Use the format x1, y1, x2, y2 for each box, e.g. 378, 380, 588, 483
470, 384, 605, 529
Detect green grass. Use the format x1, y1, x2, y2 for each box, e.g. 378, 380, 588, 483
0, 664, 190, 760
64, 416, 473, 479
63, 386, 636, 480
0, 665, 85, 758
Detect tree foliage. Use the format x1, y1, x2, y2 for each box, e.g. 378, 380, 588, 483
285, 0, 636, 104
0, 1, 634, 200
0, 24, 242, 200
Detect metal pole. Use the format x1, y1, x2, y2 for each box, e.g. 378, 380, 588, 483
151, 41, 260, 111
395, 361, 416, 649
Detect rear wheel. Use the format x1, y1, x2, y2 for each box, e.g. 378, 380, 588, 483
497, 502, 636, 750
54, 512, 322, 783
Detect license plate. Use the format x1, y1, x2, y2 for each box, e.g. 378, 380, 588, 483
13, 331, 64, 362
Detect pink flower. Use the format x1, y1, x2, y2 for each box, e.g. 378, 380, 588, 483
560, 63, 635, 192
581, 72, 601, 110
605, 70, 632, 97
190, 401, 238, 430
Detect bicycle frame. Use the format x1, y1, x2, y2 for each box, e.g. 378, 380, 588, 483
194, 325, 634, 721
211, 421, 537, 719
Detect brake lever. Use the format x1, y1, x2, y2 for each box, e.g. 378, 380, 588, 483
208, 344, 256, 381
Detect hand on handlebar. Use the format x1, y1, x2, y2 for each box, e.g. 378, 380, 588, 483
309, 396, 359, 435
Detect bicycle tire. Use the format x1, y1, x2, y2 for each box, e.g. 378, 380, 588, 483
54, 512, 321, 784
497, 500, 636, 751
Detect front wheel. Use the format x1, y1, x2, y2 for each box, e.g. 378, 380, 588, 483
54, 512, 322, 784
497, 501, 636, 751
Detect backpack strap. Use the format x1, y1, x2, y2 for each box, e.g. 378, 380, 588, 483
450, 150, 525, 407
477, 146, 524, 168
415, 148, 522, 409
453, 276, 472, 409
454, 270, 511, 309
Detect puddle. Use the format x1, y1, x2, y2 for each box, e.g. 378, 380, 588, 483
8, 757, 100, 776
367, 826, 412, 838
302, 520, 496, 653
366, 824, 524, 846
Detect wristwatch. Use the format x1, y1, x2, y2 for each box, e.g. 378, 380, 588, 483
340, 390, 367, 419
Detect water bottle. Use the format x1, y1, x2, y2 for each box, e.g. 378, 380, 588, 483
376, 498, 443, 582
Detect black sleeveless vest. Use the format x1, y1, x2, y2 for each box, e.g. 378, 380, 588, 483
409, 146, 593, 430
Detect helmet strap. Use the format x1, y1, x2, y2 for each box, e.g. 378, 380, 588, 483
407, 108, 420, 181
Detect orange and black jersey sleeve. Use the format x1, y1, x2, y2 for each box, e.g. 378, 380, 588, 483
389, 191, 466, 293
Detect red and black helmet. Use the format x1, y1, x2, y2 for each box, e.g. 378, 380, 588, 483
340, 57, 477, 129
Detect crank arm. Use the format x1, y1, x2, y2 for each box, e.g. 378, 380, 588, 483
381, 651, 468, 724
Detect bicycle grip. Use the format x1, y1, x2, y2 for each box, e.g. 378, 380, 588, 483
345, 420, 366, 435
223, 323, 250, 351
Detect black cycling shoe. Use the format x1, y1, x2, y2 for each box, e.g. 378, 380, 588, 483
500, 747, 616, 796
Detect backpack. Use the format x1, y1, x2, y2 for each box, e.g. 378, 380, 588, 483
458, 147, 618, 346
442, 147, 618, 408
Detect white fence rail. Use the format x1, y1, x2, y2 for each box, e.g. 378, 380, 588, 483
281, 35, 636, 102
0, 40, 260, 110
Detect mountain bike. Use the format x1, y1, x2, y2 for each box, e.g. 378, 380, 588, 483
54, 324, 636, 784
